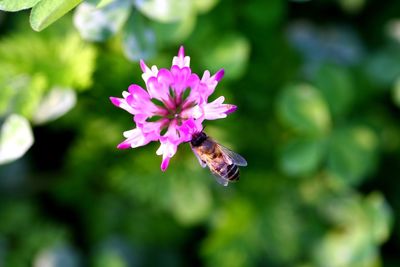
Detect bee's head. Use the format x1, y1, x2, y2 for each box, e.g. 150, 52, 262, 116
190, 131, 207, 147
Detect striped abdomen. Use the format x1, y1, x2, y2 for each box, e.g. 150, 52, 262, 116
191, 133, 242, 183
212, 162, 240, 182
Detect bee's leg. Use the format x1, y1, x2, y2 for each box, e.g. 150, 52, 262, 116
191, 147, 207, 168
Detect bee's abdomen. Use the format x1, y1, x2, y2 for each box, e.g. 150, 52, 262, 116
224, 164, 240, 181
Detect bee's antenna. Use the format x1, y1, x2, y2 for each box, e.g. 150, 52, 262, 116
202, 125, 207, 132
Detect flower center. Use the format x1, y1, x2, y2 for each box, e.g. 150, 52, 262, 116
166, 102, 184, 121
163, 87, 195, 123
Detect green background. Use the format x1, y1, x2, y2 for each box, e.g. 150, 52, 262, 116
1, 0, 400, 266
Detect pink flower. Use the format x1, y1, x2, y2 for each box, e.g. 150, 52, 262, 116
110, 46, 236, 171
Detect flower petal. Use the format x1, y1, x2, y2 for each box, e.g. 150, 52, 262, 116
172, 46, 190, 68
160, 156, 171, 172
214, 69, 225, 81
136, 118, 169, 135
155, 120, 182, 171
118, 117, 170, 150
156, 140, 178, 171
178, 118, 203, 142
140, 60, 159, 84
170, 66, 199, 99
117, 128, 153, 149
161, 119, 181, 142
180, 104, 203, 120
199, 68, 225, 100
202, 96, 237, 120
127, 84, 167, 116
182, 69, 224, 108
110, 95, 136, 115
146, 69, 175, 109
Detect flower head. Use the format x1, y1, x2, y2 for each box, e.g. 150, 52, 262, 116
110, 46, 236, 171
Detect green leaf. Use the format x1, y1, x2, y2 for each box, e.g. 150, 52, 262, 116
58, 34, 97, 89
364, 192, 393, 244
327, 126, 378, 186
170, 177, 212, 225
313, 219, 379, 267
201, 34, 250, 80
339, 0, 366, 14
0, 0, 41, 11
122, 12, 156, 61
314, 64, 355, 118
193, 0, 218, 13
30, 0, 83, 31
365, 46, 400, 86
133, 0, 193, 23
73, 0, 131, 41
202, 199, 259, 267
0, 114, 33, 165
313, 193, 388, 267
150, 12, 196, 44
280, 138, 325, 176
34, 245, 81, 267
95, 0, 115, 8
277, 84, 331, 136
0, 32, 96, 91
0, 84, 14, 117
242, 0, 284, 28
13, 74, 47, 119
0, 74, 47, 119
32, 87, 77, 125
392, 77, 400, 107
93, 250, 128, 267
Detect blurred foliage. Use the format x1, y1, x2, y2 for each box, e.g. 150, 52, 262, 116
0, 0, 83, 31
0, 21, 96, 164
1, 0, 400, 267
73, 0, 221, 61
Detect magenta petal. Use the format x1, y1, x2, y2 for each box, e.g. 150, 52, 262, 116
155, 120, 183, 171
147, 77, 168, 100
161, 156, 170, 171
225, 105, 237, 114
117, 142, 131, 149
214, 69, 225, 81
178, 118, 203, 142
203, 96, 237, 120
110, 96, 136, 114
193, 69, 224, 102
110, 97, 122, 107
147, 74, 174, 110
141, 60, 159, 84
171, 66, 191, 96
179, 118, 197, 134
172, 46, 190, 68
133, 114, 148, 124
156, 140, 177, 172
128, 84, 150, 98
117, 128, 152, 149
127, 84, 166, 115
158, 68, 174, 85
161, 119, 180, 142
180, 104, 203, 120
139, 60, 147, 73
178, 46, 185, 58
187, 73, 200, 88
137, 118, 169, 134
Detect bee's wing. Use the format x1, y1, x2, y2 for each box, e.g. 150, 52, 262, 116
217, 144, 248, 167
211, 170, 229, 186
190, 146, 207, 168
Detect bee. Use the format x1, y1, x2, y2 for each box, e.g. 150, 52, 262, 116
190, 131, 247, 186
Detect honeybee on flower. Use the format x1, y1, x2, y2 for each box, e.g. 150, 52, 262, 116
110, 46, 246, 185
